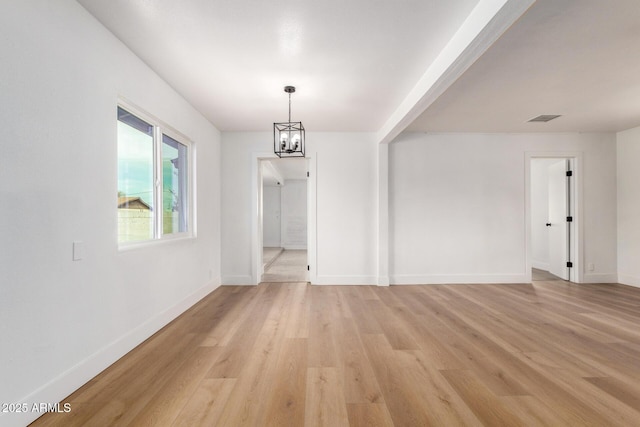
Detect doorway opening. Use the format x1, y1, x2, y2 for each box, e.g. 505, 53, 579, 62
258, 157, 309, 283
527, 155, 581, 283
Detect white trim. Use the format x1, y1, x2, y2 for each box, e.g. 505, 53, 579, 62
3, 282, 218, 427
307, 155, 318, 284
116, 234, 196, 252
390, 274, 528, 285
118, 97, 192, 144
525, 152, 583, 283
251, 153, 270, 285
283, 245, 307, 250
377, 144, 389, 286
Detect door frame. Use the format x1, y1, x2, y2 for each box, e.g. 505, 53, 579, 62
250, 152, 315, 285
525, 152, 583, 283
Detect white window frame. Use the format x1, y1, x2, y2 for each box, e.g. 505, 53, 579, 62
117, 99, 194, 248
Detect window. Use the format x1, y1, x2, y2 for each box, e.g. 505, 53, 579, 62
162, 134, 188, 234
117, 105, 192, 244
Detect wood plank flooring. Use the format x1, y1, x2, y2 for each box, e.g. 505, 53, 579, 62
532, 268, 563, 281
32, 281, 640, 426
263, 247, 283, 271
261, 250, 308, 283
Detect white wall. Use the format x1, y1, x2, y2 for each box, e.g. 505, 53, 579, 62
617, 125, 640, 287
389, 132, 617, 284
263, 185, 281, 247
281, 180, 307, 249
221, 132, 378, 285
530, 158, 564, 270
0, 2, 221, 426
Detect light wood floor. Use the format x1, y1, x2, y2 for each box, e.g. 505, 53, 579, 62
263, 247, 283, 270
32, 281, 640, 426
261, 249, 307, 283
532, 267, 564, 281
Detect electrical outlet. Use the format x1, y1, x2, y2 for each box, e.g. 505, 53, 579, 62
588, 263, 595, 272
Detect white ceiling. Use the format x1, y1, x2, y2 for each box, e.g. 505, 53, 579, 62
409, 0, 640, 133
77, 0, 640, 136
77, 0, 480, 132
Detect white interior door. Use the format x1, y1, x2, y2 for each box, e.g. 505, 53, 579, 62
548, 160, 568, 280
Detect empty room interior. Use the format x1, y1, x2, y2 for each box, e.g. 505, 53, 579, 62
3, 0, 640, 425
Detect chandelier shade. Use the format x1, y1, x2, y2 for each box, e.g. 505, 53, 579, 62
274, 86, 305, 158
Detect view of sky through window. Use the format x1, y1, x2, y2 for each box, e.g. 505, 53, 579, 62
117, 121, 154, 207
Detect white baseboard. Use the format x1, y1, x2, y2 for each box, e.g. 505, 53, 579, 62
390, 274, 529, 285
283, 245, 307, 250
377, 276, 390, 287
221, 275, 254, 285
616, 274, 640, 288
4, 281, 219, 427
312, 275, 378, 285
310, 274, 530, 286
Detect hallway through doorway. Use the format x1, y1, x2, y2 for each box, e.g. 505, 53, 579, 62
531, 267, 564, 282
261, 249, 308, 282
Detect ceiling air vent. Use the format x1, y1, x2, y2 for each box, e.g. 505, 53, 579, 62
528, 114, 562, 123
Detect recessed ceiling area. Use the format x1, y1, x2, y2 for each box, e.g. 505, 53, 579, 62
408, 0, 640, 133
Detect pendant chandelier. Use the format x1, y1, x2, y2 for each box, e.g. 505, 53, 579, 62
274, 85, 305, 158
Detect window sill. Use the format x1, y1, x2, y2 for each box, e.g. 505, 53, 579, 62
118, 233, 195, 252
